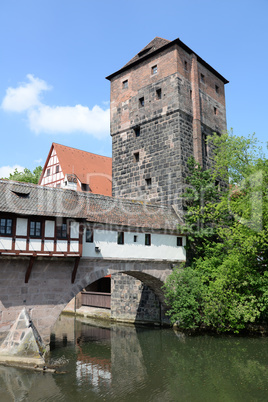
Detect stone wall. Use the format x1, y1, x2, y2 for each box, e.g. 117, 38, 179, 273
111, 273, 162, 324
110, 44, 227, 208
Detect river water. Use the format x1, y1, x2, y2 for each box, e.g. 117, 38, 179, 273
0, 314, 267, 402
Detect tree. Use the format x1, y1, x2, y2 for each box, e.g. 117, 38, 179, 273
164, 132, 268, 332
3, 166, 43, 184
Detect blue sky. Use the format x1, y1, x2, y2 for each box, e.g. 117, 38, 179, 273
0, 0, 267, 177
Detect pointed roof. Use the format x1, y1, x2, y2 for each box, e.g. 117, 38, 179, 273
123, 37, 171, 68
106, 37, 228, 84
39, 143, 112, 196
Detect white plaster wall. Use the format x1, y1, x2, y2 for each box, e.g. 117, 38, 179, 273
16, 218, 28, 236
44, 240, 54, 252
29, 239, 42, 251
82, 230, 186, 261
0, 237, 12, 250
45, 220, 55, 237
70, 222, 79, 239
70, 241, 79, 252
15, 239, 27, 251
56, 240, 68, 252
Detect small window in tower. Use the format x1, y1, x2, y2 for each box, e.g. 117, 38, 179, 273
214, 107, 218, 115
215, 84, 219, 94
156, 88, 162, 100
200, 73, 205, 83
152, 65, 158, 75
145, 178, 152, 188
134, 152, 140, 163
203, 134, 208, 158
122, 80, 128, 89
47, 168, 50, 176
139, 97, 144, 107
117, 232, 124, 245
56, 165, 59, 173
190, 90, 192, 99
134, 235, 138, 243
145, 234, 151, 246
177, 237, 183, 247
184, 61, 188, 71
134, 126, 140, 137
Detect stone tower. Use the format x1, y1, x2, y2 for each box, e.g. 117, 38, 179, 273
106, 37, 228, 208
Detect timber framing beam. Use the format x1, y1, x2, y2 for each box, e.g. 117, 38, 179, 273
25, 256, 35, 283
71, 257, 80, 283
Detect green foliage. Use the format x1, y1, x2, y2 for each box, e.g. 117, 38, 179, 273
4, 166, 43, 184
164, 132, 268, 332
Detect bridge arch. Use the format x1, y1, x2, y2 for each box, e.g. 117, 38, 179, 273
0, 257, 173, 346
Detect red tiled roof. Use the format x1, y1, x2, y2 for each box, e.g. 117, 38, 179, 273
40, 143, 112, 196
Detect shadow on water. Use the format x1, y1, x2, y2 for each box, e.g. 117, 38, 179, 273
0, 314, 267, 402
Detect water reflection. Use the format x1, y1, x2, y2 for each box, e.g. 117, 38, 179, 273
0, 315, 267, 402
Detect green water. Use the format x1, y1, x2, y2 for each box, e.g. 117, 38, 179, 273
0, 315, 267, 401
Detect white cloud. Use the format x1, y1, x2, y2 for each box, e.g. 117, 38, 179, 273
1, 74, 51, 112
28, 104, 110, 138
0, 165, 25, 179
1, 75, 110, 139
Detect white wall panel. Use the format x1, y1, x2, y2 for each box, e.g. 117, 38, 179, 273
15, 239, 27, 250
45, 220, 55, 237
16, 218, 28, 236
82, 230, 186, 261
0, 237, 12, 250
29, 239, 42, 251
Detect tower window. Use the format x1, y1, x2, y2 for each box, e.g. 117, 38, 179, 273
190, 90, 192, 99
156, 88, 162, 100
200, 73, 205, 83
177, 237, 183, 246
134, 235, 138, 242
134, 126, 140, 137
145, 178, 152, 188
56, 165, 59, 173
152, 65, 157, 75
134, 152, 140, 162
184, 61, 188, 71
117, 232, 124, 245
122, 80, 128, 89
145, 234, 151, 246
215, 84, 219, 94
214, 107, 218, 115
139, 97, 144, 107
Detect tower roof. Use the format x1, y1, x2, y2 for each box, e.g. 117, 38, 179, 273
106, 37, 229, 84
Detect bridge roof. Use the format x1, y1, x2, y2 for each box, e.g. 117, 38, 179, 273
0, 180, 183, 232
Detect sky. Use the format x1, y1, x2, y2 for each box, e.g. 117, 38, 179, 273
0, 0, 267, 178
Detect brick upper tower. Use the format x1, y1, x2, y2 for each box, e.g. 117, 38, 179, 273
106, 37, 228, 208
